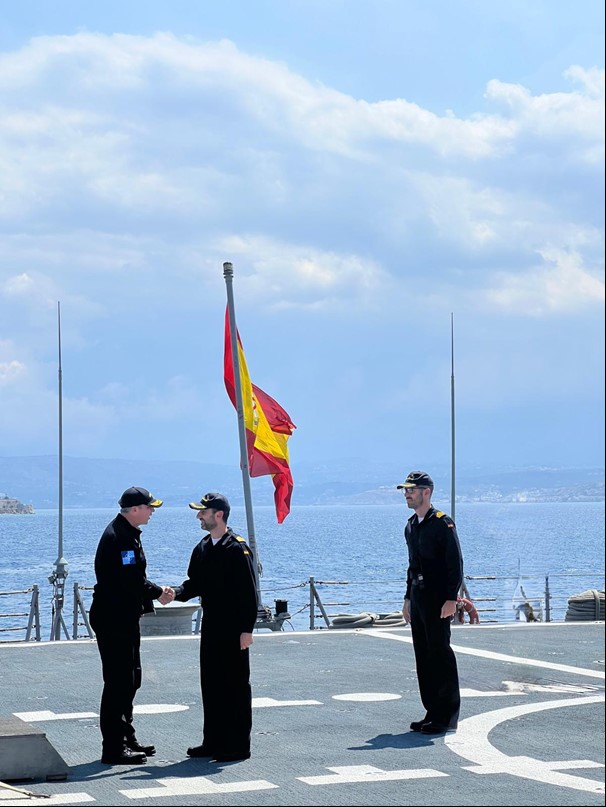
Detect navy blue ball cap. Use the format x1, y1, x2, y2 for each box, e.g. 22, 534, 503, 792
189, 492, 230, 517
396, 471, 434, 490
119, 486, 163, 508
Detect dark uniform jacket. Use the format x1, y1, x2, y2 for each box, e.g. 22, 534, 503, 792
174, 528, 257, 635
90, 513, 163, 626
404, 506, 463, 602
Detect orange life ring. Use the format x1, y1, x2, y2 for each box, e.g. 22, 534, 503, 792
456, 596, 480, 624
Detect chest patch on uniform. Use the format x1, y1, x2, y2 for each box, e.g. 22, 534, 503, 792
121, 550, 136, 565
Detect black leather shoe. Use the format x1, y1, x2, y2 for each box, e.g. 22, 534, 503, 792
410, 719, 430, 732
212, 751, 251, 763
101, 748, 147, 765
421, 722, 455, 735
187, 744, 215, 758
126, 740, 156, 756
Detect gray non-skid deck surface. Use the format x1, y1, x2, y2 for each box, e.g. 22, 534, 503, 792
0, 623, 604, 806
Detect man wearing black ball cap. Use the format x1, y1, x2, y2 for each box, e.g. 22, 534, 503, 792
173, 492, 258, 763
398, 471, 464, 735
90, 486, 174, 765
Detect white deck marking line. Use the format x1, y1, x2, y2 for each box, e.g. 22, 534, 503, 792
253, 697, 322, 707
461, 683, 598, 696
13, 705, 191, 721
120, 776, 278, 799
13, 710, 98, 721
445, 694, 605, 794
362, 630, 606, 679
501, 680, 600, 694
459, 688, 521, 697
332, 693, 401, 702
298, 764, 448, 785
133, 704, 189, 714
0, 794, 94, 806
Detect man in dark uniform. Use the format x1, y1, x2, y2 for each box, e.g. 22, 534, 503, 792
89, 486, 174, 765
399, 471, 463, 735
174, 492, 258, 763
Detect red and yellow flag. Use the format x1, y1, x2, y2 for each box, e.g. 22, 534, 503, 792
224, 309, 296, 523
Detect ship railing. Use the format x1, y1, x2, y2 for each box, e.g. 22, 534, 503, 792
66, 571, 606, 635
304, 577, 406, 630
2, 571, 603, 639
295, 571, 604, 629
72, 582, 94, 639
303, 577, 519, 629
72, 582, 203, 638
0, 585, 41, 642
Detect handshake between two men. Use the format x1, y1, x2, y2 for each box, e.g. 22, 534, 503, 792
158, 586, 176, 606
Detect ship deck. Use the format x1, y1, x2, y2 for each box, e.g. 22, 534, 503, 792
0, 622, 604, 806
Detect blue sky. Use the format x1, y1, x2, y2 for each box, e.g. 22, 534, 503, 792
0, 1, 604, 478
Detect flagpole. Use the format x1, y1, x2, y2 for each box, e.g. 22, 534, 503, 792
450, 312, 456, 523
451, 312, 470, 600
49, 301, 69, 640
223, 262, 263, 613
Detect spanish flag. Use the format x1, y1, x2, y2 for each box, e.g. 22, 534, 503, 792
224, 309, 296, 523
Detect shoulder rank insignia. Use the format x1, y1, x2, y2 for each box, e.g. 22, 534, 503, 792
234, 535, 250, 553
436, 511, 445, 518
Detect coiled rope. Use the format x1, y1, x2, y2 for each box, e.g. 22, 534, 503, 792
329, 611, 407, 629
564, 589, 605, 621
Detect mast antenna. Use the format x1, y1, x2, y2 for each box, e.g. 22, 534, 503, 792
450, 312, 456, 523
49, 301, 69, 640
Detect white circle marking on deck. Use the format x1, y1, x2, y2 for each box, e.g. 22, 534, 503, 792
445, 694, 605, 794
332, 693, 401, 702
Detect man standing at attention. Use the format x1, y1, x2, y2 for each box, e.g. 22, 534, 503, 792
174, 492, 258, 763
399, 471, 463, 734
89, 486, 174, 765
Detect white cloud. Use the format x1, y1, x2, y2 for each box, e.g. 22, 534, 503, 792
1, 34, 601, 215
480, 248, 605, 315
215, 234, 388, 311
0, 359, 25, 385
0, 34, 602, 316
3, 272, 36, 296
0, 31, 603, 465
485, 67, 605, 163
564, 65, 605, 100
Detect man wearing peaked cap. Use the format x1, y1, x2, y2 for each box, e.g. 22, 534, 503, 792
172, 491, 257, 763
89, 486, 174, 766
398, 470, 464, 736
397, 471, 434, 490
189, 492, 231, 516
119, 486, 163, 508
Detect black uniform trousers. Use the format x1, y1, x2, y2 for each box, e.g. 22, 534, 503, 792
92, 618, 142, 754
200, 620, 252, 756
410, 585, 460, 729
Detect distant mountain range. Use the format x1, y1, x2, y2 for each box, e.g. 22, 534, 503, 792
0, 456, 603, 509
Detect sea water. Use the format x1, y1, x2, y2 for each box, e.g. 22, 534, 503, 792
1, 501, 604, 636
